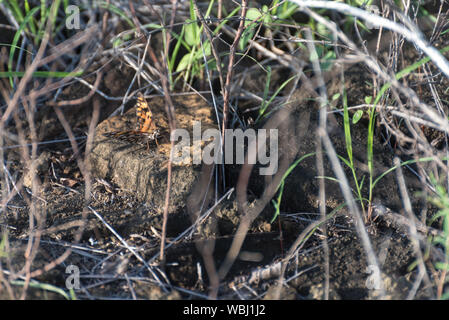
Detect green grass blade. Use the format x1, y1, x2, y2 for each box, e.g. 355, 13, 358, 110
10, 280, 70, 300
342, 88, 353, 165
271, 182, 285, 223
98, 1, 134, 28
169, 25, 186, 75
0, 70, 84, 78
368, 45, 449, 192
259, 66, 272, 117
213, 6, 242, 35
23, 0, 38, 36
257, 74, 297, 123
8, 6, 41, 87
276, 152, 316, 192
0, 231, 8, 258
270, 153, 315, 223
336, 153, 351, 168
4, 0, 25, 23
372, 156, 445, 189
372, 45, 449, 108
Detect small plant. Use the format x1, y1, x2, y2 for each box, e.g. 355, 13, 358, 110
365, 44, 449, 218
330, 43, 449, 221
426, 178, 449, 299
338, 87, 368, 216
238, 6, 272, 51
271, 152, 315, 223
10, 279, 76, 300
2, 0, 64, 86
170, 0, 235, 88
0, 0, 139, 84
0, 0, 65, 45
256, 67, 296, 124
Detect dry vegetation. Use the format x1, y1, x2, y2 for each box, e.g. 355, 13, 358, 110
0, 0, 449, 300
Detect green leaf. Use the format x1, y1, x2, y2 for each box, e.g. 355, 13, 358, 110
278, 3, 298, 20
176, 53, 194, 73
320, 50, 335, 71
435, 262, 449, 271
262, 5, 272, 24
316, 22, 329, 38
246, 8, 263, 26
239, 25, 256, 51
185, 19, 199, 47
352, 110, 364, 124
239, 8, 263, 51
364, 96, 372, 104
195, 41, 211, 58
112, 38, 123, 48
309, 49, 319, 62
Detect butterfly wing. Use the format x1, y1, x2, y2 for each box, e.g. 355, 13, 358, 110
136, 93, 155, 133
103, 93, 162, 147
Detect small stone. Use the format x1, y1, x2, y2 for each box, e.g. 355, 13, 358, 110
23, 151, 50, 188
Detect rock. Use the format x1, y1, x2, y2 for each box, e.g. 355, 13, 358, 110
23, 151, 50, 188
89, 94, 216, 215
308, 283, 340, 300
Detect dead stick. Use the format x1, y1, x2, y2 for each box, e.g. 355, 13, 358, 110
221, 1, 248, 134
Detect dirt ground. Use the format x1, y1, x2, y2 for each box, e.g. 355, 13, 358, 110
1, 5, 449, 300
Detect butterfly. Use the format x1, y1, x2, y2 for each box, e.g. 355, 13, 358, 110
104, 93, 162, 147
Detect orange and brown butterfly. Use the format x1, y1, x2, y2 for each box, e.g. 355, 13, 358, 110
104, 93, 161, 146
